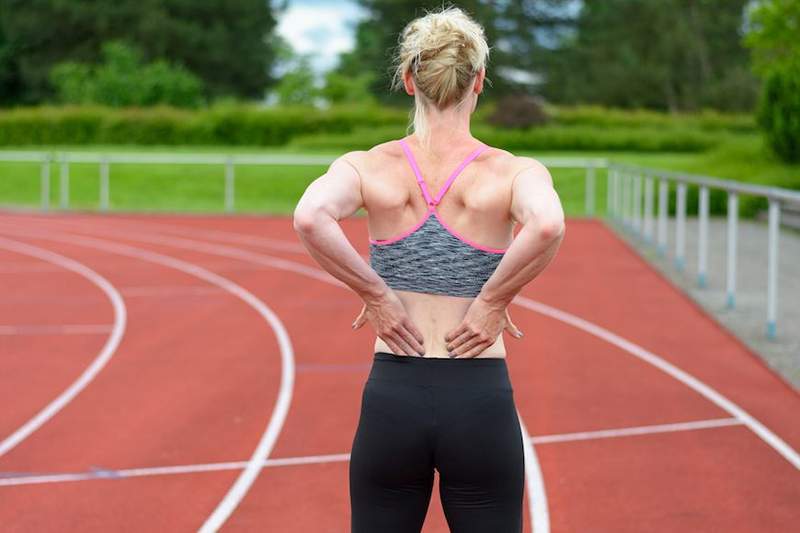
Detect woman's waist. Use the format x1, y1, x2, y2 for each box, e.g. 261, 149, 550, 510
373, 335, 506, 358
367, 351, 512, 390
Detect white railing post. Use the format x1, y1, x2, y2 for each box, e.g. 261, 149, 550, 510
40, 155, 51, 211
585, 163, 595, 216
607, 166, 615, 218
657, 178, 668, 255
698, 186, 709, 287
60, 154, 70, 209
643, 174, 654, 242
726, 192, 738, 309
635, 173, 644, 234
623, 172, 632, 228
675, 182, 687, 271
225, 158, 235, 213
100, 157, 110, 211
766, 199, 780, 339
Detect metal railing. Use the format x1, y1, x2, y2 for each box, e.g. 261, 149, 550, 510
607, 162, 800, 340
0, 150, 607, 215
3, 148, 798, 340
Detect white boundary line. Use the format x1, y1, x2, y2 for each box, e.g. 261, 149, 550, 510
5, 215, 800, 525
530, 416, 743, 444
0, 217, 548, 532
512, 296, 800, 470
0, 237, 127, 458
0, 418, 742, 488
0, 324, 113, 335
0, 227, 295, 532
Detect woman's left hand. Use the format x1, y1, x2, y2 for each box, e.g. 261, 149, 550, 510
444, 296, 523, 358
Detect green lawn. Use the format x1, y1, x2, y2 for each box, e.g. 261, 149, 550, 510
1, 134, 797, 217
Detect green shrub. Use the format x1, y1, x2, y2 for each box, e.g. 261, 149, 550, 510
757, 62, 800, 163
289, 124, 721, 153
50, 41, 204, 108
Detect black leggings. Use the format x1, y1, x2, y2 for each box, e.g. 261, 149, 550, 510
349, 352, 525, 533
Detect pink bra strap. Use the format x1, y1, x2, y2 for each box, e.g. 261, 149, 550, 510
398, 139, 489, 207
432, 143, 488, 206
399, 139, 435, 206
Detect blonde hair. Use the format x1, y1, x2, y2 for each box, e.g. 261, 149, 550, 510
391, 5, 490, 146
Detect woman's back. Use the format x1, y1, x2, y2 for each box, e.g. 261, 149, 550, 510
349, 135, 523, 357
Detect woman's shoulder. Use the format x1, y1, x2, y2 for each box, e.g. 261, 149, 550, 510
480, 145, 551, 183
336, 139, 404, 176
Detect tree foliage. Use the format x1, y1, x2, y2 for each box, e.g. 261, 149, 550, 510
746, 0, 800, 162
50, 41, 204, 108
0, 0, 279, 105
341, 0, 758, 112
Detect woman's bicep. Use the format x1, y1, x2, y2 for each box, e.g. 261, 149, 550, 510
509, 160, 564, 232
295, 153, 365, 221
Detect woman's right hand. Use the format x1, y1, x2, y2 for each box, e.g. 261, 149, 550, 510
352, 289, 426, 356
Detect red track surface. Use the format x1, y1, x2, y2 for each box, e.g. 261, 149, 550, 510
0, 211, 798, 532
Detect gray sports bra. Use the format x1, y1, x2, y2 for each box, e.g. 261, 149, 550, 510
368, 139, 507, 298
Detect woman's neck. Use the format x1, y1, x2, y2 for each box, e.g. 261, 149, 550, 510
413, 97, 477, 155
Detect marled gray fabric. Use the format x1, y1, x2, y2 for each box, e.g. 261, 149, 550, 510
369, 212, 505, 297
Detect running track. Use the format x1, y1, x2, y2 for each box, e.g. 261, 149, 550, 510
0, 211, 798, 532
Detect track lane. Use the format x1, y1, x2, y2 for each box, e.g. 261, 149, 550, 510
0, 228, 292, 532
2, 212, 799, 532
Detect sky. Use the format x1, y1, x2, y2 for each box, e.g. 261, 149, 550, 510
276, 0, 365, 73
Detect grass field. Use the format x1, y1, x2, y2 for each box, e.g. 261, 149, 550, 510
0, 133, 797, 217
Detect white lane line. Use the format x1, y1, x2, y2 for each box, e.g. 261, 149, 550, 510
120, 285, 225, 297
517, 413, 549, 533
0, 417, 745, 488
14, 218, 800, 518
0, 218, 548, 532
0, 263, 63, 273
75, 216, 309, 254
512, 296, 800, 471
0, 227, 295, 532
0, 238, 126, 458
0, 324, 113, 335
530, 417, 743, 444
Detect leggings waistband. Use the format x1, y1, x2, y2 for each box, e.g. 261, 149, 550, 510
368, 352, 512, 389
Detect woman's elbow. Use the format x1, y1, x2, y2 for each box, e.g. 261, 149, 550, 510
539, 215, 566, 242
293, 205, 320, 236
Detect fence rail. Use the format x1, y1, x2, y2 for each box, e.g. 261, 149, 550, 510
2, 149, 797, 341
0, 150, 607, 214
607, 162, 800, 341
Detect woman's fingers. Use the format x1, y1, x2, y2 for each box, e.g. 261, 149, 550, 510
459, 341, 492, 358
446, 326, 476, 353
504, 309, 523, 338
351, 304, 367, 330
397, 324, 425, 356
444, 322, 467, 344
450, 333, 487, 357
381, 335, 404, 356
403, 319, 426, 348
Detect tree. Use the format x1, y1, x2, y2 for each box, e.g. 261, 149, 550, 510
50, 41, 204, 107
0, 0, 281, 105
544, 0, 758, 112
336, 1, 574, 104
745, 0, 800, 162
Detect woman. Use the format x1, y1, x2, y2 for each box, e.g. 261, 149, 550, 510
293, 6, 565, 532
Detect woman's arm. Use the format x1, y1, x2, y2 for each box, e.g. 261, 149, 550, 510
293, 153, 426, 356
445, 159, 566, 357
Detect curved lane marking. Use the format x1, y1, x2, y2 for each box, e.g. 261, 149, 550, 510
0, 227, 295, 532
0, 237, 126, 458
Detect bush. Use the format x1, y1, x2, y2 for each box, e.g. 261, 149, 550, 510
486, 94, 549, 128
0, 104, 408, 146
289, 124, 721, 153
50, 41, 204, 108
757, 62, 800, 163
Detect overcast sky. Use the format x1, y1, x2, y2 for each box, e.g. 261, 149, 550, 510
276, 0, 365, 73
